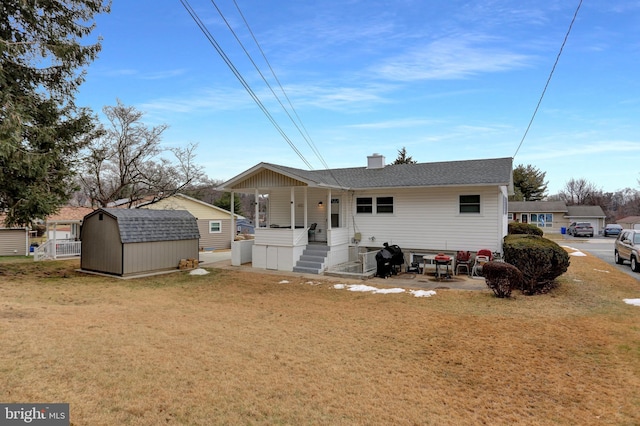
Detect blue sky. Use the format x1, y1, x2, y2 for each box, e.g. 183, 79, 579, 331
75, 0, 640, 195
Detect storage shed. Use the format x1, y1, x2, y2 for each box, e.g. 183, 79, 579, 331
80, 208, 200, 277
0, 228, 29, 256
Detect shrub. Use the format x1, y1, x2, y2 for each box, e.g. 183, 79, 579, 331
503, 235, 570, 295
508, 222, 544, 236
482, 261, 522, 298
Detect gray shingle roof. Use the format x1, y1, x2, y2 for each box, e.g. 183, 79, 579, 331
260, 157, 513, 189
508, 201, 568, 213
566, 205, 605, 218
96, 208, 200, 243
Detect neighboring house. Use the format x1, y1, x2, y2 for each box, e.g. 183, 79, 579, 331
0, 228, 29, 256
44, 206, 95, 241
217, 154, 513, 273
508, 201, 606, 234
617, 216, 640, 230
80, 208, 200, 277
508, 201, 568, 233
139, 193, 242, 251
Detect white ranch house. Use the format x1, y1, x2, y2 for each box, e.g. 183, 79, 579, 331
218, 154, 513, 275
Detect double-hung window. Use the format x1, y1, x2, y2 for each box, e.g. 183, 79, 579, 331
356, 197, 373, 213
376, 197, 394, 214
209, 220, 222, 233
459, 195, 480, 213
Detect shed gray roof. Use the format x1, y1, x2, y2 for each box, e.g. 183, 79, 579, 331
89, 208, 200, 243
220, 157, 513, 190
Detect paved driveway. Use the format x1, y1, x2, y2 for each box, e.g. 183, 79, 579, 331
561, 235, 640, 280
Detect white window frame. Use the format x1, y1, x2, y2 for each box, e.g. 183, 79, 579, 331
209, 220, 222, 233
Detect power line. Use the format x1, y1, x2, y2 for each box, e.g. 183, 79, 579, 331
230, 0, 331, 171
513, 0, 583, 159
179, 0, 314, 169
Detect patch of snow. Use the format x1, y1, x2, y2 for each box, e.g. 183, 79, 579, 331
374, 287, 406, 294
189, 268, 209, 275
623, 299, 640, 307
410, 290, 437, 298
570, 251, 587, 257
593, 269, 610, 273
278, 280, 290, 284
347, 284, 381, 292
333, 284, 346, 290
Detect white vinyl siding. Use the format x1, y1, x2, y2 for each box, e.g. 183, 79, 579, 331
347, 187, 503, 253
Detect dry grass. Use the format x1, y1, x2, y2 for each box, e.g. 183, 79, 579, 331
1, 252, 639, 425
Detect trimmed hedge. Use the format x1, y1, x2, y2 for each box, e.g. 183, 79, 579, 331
503, 234, 570, 295
483, 261, 522, 298
508, 222, 544, 236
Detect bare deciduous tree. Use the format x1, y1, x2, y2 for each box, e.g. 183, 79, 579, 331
79, 100, 205, 208
557, 178, 599, 205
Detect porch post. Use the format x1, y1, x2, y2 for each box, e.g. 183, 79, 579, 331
254, 189, 259, 229
304, 186, 308, 227
290, 187, 295, 229
327, 190, 332, 231
230, 191, 235, 243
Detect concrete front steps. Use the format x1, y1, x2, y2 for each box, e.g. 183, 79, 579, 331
292, 244, 330, 274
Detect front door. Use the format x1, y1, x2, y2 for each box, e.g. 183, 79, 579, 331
331, 198, 340, 228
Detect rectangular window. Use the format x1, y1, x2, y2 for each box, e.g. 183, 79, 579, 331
356, 197, 373, 213
459, 195, 480, 213
376, 197, 394, 214
209, 220, 222, 233
532, 213, 553, 228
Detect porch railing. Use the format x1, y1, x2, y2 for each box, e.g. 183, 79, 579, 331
34, 240, 81, 261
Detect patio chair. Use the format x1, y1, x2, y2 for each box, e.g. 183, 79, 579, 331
455, 251, 472, 276
471, 249, 493, 277
308, 223, 317, 241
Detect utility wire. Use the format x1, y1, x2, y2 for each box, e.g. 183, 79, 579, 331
513, 0, 583, 158
179, 0, 314, 169
230, 0, 331, 171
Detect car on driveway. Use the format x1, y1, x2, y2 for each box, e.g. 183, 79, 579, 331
567, 222, 594, 237
615, 229, 640, 272
603, 223, 623, 237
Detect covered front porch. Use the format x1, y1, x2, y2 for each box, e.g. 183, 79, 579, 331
219, 164, 354, 273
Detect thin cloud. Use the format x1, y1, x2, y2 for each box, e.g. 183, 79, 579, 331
346, 118, 442, 129
372, 34, 533, 81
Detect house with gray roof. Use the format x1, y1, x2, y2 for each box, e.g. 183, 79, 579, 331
217, 154, 513, 274
80, 208, 200, 277
508, 201, 606, 235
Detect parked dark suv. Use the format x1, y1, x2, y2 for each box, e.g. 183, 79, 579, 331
615, 229, 640, 272
567, 222, 594, 237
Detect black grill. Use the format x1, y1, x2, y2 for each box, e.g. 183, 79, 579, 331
375, 243, 405, 278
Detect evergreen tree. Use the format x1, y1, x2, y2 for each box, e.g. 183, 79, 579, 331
511, 164, 548, 201
0, 0, 110, 226
392, 147, 417, 164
